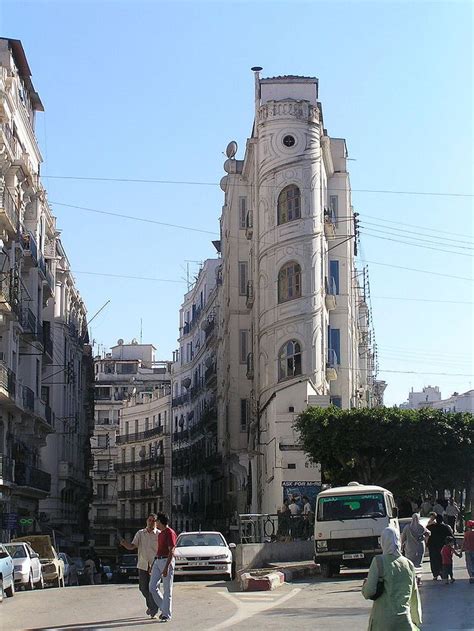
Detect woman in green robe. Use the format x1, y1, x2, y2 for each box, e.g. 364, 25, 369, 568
362, 527, 422, 630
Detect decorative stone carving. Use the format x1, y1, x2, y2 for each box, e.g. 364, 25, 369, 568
258, 101, 320, 123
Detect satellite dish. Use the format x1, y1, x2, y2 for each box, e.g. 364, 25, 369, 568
226, 141, 238, 159
117, 338, 124, 346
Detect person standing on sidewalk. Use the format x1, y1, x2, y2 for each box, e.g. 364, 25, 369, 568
119, 514, 160, 618
461, 520, 474, 584
149, 512, 177, 623
444, 498, 460, 532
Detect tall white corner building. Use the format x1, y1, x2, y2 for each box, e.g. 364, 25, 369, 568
218, 72, 376, 516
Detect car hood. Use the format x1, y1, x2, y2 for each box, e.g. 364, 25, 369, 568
12, 535, 55, 560
175, 546, 230, 558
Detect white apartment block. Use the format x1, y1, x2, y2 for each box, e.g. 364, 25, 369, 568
217, 72, 376, 517
171, 259, 221, 533
116, 389, 171, 539
427, 389, 473, 413
90, 341, 170, 561
0, 38, 91, 547
400, 385, 442, 409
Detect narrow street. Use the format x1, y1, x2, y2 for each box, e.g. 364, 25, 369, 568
2, 557, 471, 630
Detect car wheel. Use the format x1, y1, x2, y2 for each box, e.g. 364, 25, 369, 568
25, 571, 34, 591
35, 574, 44, 589
5, 579, 15, 598
0, 578, 4, 603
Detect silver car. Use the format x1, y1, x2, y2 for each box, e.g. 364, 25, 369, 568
4, 542, 44, 590
59, 553, 79, 587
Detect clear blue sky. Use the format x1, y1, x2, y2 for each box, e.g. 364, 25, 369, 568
2, 1, 472, 405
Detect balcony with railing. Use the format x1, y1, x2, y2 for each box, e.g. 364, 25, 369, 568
114, 455, 165, 473
204, 362, 217, 385
172, 392, 191, 408
20, 306, 37, 336
21, 232, 38, 266
0, 187, 20, 236
0, 362, 16, 402
22, 385, 35, 412
324, 207, 337, 238
326, 348, 338, 381
325, 276, 337, 310
14, 461, 51, 494
117, 487, 164, 499
42, 322, 53, 362
116, 425, 164, 445
0, 454, 14, 483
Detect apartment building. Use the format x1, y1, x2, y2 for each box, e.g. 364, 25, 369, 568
90, 341, 170, 561
0, 37, 91, 544
171, 259, 222, 533
116, 388, 171, 540
217, 72, 377, 517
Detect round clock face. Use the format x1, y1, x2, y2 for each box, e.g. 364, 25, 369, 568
283, 135, 296, 147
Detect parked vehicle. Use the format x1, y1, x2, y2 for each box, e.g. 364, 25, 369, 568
12, 536, 65, 588
71, 557, 86, 584
0, 543, 15, 600
116, 554, 138, 582
314, 482, 399, 578
58, 553, 79, 586
174, 531, 235, 581
4, 542, 43, 591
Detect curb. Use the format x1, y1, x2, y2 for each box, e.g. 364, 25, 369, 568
239, 570, 285, 591
278, 563, 320, 582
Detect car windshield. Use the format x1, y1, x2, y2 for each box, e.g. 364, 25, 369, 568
5, 544, 27, 559
317, 493, 387, 521
176, 533, 226, 547
121, 555, 137, 566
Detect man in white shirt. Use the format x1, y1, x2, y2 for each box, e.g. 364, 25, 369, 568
288, 498, 300, 515
444, 498, 460, 531
433, 500, 445, 516
120, 514, 160, 618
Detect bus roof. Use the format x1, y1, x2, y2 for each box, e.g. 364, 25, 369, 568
317, 484, 391, 497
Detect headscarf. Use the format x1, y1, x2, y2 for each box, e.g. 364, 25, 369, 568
436, 514, 444, 525
467, 520, 474, 529
381, 526, 401, 557
409, 513, 426, 537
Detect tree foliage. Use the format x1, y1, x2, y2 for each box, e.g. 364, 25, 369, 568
294, 406, 474, 496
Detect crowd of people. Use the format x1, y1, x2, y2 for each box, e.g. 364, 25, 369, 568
398, 496, 463, 531
277, 494, 314, 540
363, 519, 474, 630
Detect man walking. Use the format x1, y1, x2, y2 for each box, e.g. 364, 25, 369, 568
149, 512, 177, 622
120, 514, 160, 618
444, 498, 460, 532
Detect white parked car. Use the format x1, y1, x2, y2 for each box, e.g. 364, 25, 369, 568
4, 542, 44, 590
174, 531, 235, 581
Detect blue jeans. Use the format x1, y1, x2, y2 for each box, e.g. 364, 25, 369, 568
149, 558, 175, 619
466, 551, 474, 578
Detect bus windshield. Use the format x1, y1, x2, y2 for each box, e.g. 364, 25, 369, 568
317, 493, 387, 521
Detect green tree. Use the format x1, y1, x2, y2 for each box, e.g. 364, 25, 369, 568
294, 406, 473, 497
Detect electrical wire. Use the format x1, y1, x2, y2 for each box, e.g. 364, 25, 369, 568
360, 213, 474, 240
42, 174, 474, 198
360, 229, 474, 258
361, 220, 474, 247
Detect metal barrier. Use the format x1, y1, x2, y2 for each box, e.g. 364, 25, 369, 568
238, 513, 311, 543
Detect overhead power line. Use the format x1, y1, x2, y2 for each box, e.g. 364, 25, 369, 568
361, 221, 474, 248
360, 230, 474, 258
360, 213, 473, 240
42, 174, 474, 198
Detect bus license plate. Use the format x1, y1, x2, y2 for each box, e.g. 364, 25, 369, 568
343, 553, 364, 560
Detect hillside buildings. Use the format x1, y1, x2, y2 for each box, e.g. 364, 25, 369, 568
0, 37, 92, 548
400, 386, 473, 413
400, 385, 442, 409
90, 341, 170, 561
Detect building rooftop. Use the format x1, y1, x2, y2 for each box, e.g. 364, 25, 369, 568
261, 75, 317, 83
1, 37, 44, 111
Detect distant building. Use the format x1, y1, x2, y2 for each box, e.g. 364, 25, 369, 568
117, 388, 171, 540
90, 340, 170, 562
429, 389, 474, 413
400, 386, 442, 409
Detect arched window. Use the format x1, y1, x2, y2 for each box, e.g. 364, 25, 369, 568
278, 262, 302, 303
277, 185, 301, 225
278, 340, 302, 381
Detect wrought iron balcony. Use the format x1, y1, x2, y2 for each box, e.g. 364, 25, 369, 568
0, 454, 13, 482
21, 232, 39, 265
0, 362, 16, 401
116, 425, 164, 445
114, 455, 165, 473
117, 487, 164, 499
14, 462, 51, 493
0, 188, 20, 236
22, 385, 35, 412
204, 362, 217, 385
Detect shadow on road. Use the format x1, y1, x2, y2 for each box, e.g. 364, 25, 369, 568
263, 606, 369, 619
28, 617, 157, 631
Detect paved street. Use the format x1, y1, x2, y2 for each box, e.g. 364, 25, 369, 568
2, 557, 472, 630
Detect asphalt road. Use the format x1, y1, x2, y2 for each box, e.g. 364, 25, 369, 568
1, 557, 472, 630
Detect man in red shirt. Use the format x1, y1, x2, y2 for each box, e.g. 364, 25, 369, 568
461, 520, 474, 583
149, 512, 177, 622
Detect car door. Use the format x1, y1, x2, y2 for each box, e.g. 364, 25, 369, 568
27, 545, 40, 581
